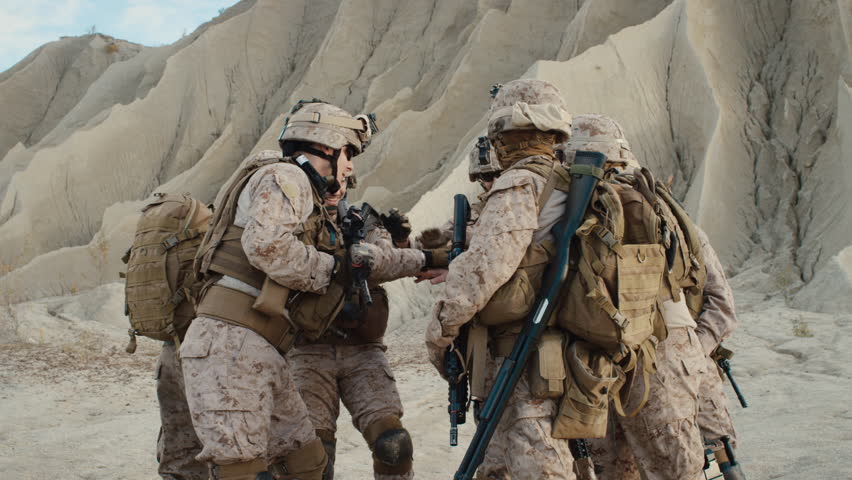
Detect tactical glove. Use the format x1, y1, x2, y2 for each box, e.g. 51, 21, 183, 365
380, 208, 412, 243
417, 227, 450, 249
421, 246, 450, 269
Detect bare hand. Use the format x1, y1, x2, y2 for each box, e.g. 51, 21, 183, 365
415, 268, 448, 284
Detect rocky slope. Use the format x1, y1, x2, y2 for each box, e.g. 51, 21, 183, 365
1, 1, 851, 478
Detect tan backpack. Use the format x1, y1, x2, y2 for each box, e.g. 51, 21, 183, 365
123, 193, 212, 353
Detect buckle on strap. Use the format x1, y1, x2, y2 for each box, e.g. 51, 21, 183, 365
170, 289, 186, 305
162, 235, 179, 250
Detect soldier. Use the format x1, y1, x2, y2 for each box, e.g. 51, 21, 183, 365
156, 340, 207, 480
289, 176, 449, 480
425, 79, 578, 479
181, 100, 389, 480
412, 136, 501, 285
562, 114, 740, 480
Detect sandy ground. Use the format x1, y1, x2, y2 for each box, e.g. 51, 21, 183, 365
1, 275, 851, 479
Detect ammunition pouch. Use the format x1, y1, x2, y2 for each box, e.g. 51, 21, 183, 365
528, 329, 566, 399
268, 437, 327, 480
552, 341, 618, 439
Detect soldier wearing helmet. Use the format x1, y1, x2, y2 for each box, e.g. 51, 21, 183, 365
289, 175, 450, 480
425, 79, 579, 479
181, 100, 392, 480
565, 114, 745, 480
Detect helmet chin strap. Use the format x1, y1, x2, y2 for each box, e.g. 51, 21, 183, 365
295, 146, 343, 194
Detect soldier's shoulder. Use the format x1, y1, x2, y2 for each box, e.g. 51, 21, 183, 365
251, 157, 311, 199
491, 167, 538, 192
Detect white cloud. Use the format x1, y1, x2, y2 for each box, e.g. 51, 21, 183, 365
0, 0, 91, 71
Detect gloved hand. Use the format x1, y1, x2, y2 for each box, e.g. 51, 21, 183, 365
421, 246, 450, 269
349, 243, 378, 273
380, 208, 412, 243
417, 227, 450, 249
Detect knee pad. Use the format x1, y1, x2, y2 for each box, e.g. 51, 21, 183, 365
364, 416, 413, 475
268, 437, 327, 480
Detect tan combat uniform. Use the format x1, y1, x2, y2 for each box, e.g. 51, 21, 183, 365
290, 222, 425, 480
426, 157, 576, 480
590, 229, 739, 480
695, 229, 739, 449
181, 155, 356, 476
156, 342, 206, 480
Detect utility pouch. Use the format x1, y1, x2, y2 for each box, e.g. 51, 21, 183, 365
479, 241, 555, 326
288, 276, 347, 341
529, 329, 566, 399
252, 277, 291, 321
552, 341, 618, 439
352, 286, 389, 342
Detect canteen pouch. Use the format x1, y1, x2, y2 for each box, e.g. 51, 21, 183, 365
552, 340, 618, 439
529, 329, 567, 399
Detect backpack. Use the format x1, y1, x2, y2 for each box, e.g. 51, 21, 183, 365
555, 169, 675, 424
123, 193, 212, 353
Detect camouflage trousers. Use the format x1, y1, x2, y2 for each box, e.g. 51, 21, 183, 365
180, 317, 317, 468
589, 327, 706, 480
698, 353, 738, 449
289, 342, 413, 480
156, 341, 206, 480
475, 356, 576, 480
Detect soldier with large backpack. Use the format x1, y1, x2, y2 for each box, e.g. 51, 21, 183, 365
425, 79, 579, 479
123, 193, 212, 480
180, 100, 394, 480
560, 114, 727, 480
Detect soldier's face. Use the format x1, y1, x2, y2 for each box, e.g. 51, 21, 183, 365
336, 148, 354, 185
325, 181, 347, 207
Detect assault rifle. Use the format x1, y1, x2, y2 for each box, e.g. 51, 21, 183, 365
339, 199, 373, 308
454, 151, 607, 480
446, 194, 471, 446
714, 344, 747, 408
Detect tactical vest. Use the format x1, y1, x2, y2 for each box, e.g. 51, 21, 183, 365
194, 154, 346, 353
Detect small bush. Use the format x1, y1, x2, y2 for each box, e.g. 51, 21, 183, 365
791, 316, 814, 338
105, 43, 119, 54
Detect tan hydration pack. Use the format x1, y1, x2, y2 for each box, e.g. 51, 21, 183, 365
123, 193, 212, 353
553, 168, 691, 438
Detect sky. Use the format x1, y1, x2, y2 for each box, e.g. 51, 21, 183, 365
0, 0, 238, 72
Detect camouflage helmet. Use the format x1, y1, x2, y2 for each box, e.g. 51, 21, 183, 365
487, 79, 572, 142
559, 114, 639, 169
468, 136, 501, 181
278, 100, 373, 155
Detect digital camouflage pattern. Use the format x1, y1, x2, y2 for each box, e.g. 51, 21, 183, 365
697, 353, 738, 448
181, 318, 316, 465
156, 342, 206, 480
363, 223, 425, 284
289, 343, 411, 480
280, 102, 371, 154
475, 356, 576, 479
487, 79, 571, 140
589, 327, 707, 480
235, 161, 337, 294
425, 162, 548, 362
559, 114, 639, 169
694, 228, 738, 356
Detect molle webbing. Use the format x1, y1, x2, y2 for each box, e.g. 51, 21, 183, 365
206, 225, 265, 290
196, 284, 297, 353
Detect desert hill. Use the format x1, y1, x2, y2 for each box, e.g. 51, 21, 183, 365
1, 0, 851, 478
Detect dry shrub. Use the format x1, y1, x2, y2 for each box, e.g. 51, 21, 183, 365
105, 43, 119, 54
